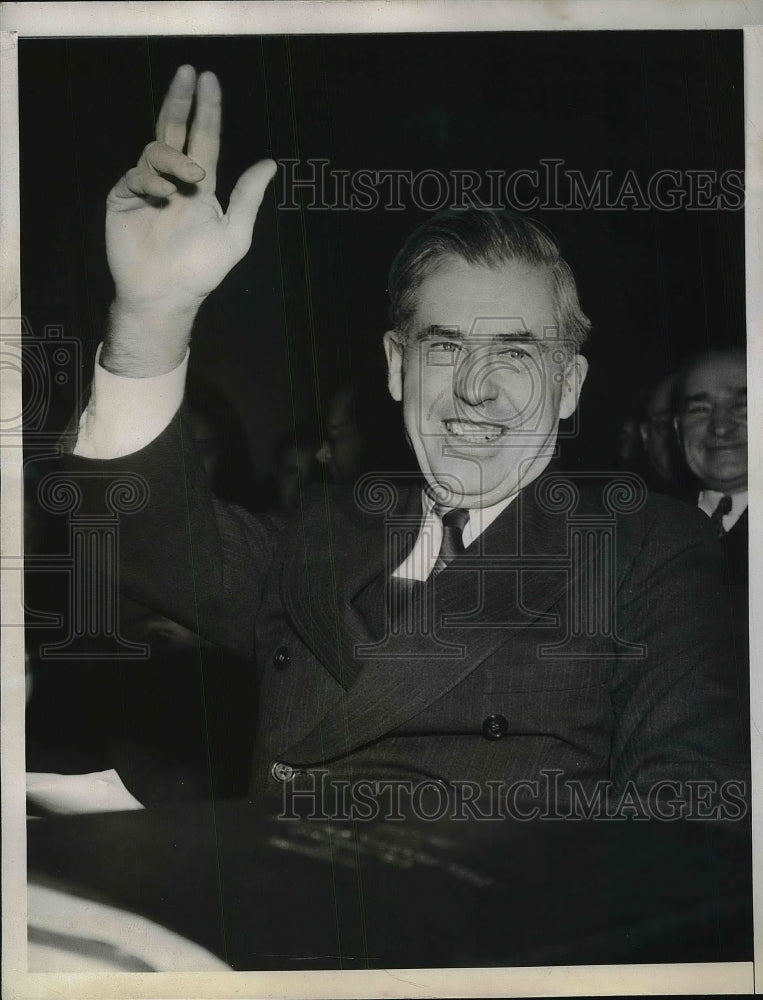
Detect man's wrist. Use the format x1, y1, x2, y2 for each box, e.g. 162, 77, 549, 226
101, 300, 197, 377
73, 340, 189, 460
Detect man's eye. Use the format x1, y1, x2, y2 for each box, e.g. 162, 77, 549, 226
496, 346, 530, 359
429, 341, 461, 353
686, 404, 711, 416
426, 341, 462, 364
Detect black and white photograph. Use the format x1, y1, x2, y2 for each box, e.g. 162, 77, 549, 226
2, 2, 761, 997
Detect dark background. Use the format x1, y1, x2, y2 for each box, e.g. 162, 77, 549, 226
18, 31, 745, 480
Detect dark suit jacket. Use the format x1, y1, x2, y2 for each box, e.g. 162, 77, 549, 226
718, 509, 749, 739
723, 508, 749, 617
68, 411, 748, 804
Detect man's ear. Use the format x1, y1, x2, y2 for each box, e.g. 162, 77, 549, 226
383, 330, 404, 402
558, 354, 588, 420
673, 413, 683, 450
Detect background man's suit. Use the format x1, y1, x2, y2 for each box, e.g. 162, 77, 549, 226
68, 408, 747, 803
719, 508, 749, 737
722, 509, 749, 623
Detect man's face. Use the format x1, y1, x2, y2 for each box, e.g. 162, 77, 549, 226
316, 388, 365, 485
639, 375, 676, 481
677, 353, 747, 493
384, 259, 587, 508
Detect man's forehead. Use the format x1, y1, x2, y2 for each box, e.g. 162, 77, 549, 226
413, 259, 556, 308
684, 356, 746, 397
646, 375, 676, 414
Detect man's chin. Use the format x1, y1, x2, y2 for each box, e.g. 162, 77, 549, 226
421, 452, 554, 508
693, 462, 747, 494
422, 471, 519, 509
705, 477, 748, 494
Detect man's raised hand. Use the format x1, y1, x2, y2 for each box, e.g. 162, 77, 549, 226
103, 66, 276, 376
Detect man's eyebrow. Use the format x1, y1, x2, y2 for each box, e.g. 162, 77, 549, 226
683, 387, 747, 403
413, 324, 462, 341
413, 324, 538, 341
492, 330, 538, 342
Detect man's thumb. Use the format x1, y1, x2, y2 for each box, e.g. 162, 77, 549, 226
226, 159, 278, 248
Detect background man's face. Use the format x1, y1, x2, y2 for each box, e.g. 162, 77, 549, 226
316, 387, 365, 485
384, 259, 587, 508
640, 375, 676, 481
678, 353, 747, 494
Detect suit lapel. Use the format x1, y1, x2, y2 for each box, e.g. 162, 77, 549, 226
279, 482, 423, 689
280, 471, 587, 767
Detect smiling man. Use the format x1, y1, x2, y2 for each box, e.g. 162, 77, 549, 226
65, 66, 746, 812
384, 211, 588, 509
677, 348, 747, 506
676, 348, 749, 710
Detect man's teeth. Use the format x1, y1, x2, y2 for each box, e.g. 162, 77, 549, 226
445, 420, 505, 442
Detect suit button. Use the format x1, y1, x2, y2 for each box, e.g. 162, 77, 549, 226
482, 714, 509, 740
273, 646, 291, 669
271, 761, 296, 782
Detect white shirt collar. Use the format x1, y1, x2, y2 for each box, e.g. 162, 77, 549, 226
393, 490, 518, 581
697, 489, 747, 531
420, 489, 517, 547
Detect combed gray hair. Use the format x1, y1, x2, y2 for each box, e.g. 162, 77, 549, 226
388, 208, 591, 354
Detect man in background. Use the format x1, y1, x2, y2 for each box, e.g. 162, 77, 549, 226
675, 347, 748, 721
637, 370, 691, 496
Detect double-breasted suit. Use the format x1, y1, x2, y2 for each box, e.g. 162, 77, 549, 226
68, 409, 748, 805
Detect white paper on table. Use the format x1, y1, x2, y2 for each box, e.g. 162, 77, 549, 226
26, 769, 145, 814
28, 882, 231, 972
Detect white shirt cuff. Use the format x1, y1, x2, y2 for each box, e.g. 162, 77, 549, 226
73, 344, 189, 459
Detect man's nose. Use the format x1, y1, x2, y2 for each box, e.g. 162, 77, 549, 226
452, 349, 499, 407
708, 405, 738, 437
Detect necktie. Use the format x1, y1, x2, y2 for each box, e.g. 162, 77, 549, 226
386, 506, 469, 631
431, 506, 470, 577
709, 494, 732, 537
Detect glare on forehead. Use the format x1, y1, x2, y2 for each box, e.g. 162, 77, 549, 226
411, 259, 560, 343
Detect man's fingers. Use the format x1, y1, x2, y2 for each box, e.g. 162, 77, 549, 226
225, 159, 277, 249
187, 71, 222, 191
155, 64, 196, 151
124, 168, 177, 199
110, 142, 204, 202
109, 170, 170, 202
140, 141, 206, 182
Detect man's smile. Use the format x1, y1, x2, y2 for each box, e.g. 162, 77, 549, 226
704, 441, 745, 451
442, 418, 508, 444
